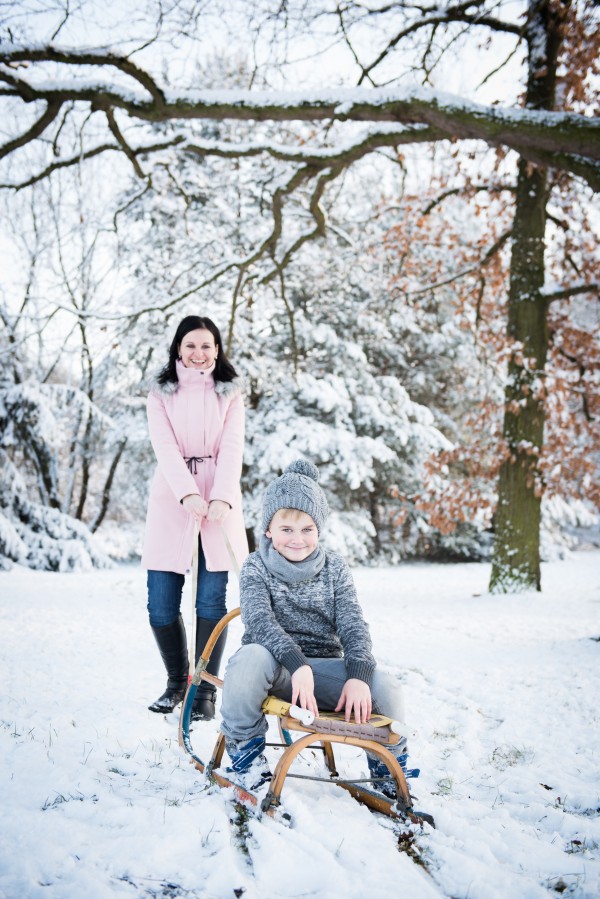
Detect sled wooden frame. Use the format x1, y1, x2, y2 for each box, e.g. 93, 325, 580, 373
178, 608, 433, 826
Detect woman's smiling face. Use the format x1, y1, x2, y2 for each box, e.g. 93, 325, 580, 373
178, 328, 218, 369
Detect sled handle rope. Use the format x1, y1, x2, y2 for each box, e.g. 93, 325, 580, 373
188, 522, 240, 681
219, 523, 241, 578
188, 523, 199, 680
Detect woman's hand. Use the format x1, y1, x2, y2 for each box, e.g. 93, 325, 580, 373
335, 679, 372, 724
207, 499, 231, 523
181, 494, 209, 523
291, 665, 319, 719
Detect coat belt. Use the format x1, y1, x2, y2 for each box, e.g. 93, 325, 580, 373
184, 455, 213, 474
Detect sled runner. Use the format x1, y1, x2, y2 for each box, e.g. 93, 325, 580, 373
178, 609, 435, 828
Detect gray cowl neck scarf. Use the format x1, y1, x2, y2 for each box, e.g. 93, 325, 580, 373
259, 534, 325, 584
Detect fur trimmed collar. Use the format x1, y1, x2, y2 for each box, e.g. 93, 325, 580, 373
149, 371, 245, 399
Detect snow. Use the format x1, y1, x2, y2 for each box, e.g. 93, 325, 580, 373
1, 551, 599, 898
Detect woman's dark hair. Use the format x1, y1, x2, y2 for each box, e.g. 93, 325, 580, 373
157, 315, 238, 385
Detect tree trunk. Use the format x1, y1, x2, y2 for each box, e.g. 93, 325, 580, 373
489, 0, 568, 593
90, 438, 127, 533
28, 440, 62, 510
489, 158, 549, 591
75, 326, 94, 521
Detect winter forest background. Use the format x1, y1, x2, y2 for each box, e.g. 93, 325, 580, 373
0, 0, 598, 591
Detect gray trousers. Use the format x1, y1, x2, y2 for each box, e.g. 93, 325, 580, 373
220, 643, 405, 743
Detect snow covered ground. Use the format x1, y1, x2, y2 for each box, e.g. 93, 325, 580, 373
1, 551, 599, 899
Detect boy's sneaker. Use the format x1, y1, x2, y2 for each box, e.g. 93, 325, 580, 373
224, 735, 272, 790
367, 749, 420, 800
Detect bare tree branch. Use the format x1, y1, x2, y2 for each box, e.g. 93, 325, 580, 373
421, 182, 515, 214
261, 164, 341, 285
543, 282, 600, 303
397, 227, 513, 297
0, 135, 185, 189
105, 107, 146, 179
0, 99, 62, 159
353, 1, 524, 85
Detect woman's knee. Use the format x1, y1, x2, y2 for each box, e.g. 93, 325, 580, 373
147, 570, 184, 627
196, 570, 229, 620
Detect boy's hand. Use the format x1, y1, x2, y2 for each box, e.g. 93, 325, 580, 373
291, 665, 319, 719
335, 679, 372, 724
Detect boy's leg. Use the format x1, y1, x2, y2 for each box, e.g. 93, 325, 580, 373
309, 659, 406, 721
309, 658, 349, 710
220, 643, 291, 742
370, 669, 406, 722
310, 659, 416, 793
220, 644, 292, 785
367, 671, 419, 788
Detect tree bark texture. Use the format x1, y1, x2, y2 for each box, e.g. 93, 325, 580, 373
490, 159, 549, 591
489, 0, 567, 592
91, 438, 127, 533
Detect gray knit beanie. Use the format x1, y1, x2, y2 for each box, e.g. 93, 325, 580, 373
262, 460, 329, 534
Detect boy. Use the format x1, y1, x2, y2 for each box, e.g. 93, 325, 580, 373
220, 459, 414, 793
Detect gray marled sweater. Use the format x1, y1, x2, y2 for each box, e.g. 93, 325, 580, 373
239, 550, 376, 686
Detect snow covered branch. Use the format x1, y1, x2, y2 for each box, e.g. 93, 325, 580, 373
0, 45, 599, 189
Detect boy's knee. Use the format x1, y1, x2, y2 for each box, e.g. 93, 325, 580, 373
225, 643, 277, 684
371, 670, 405, 722
234, 643, 275, 665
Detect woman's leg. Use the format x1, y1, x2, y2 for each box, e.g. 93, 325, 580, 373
147, 570, 185, 627
147, 570, 188, 713
192, 539, 230, 720
195, 537, 228, 620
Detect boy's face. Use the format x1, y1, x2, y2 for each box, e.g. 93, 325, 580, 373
266, 510, 319, 562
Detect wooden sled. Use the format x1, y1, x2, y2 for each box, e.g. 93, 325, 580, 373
178, 609, 434, 827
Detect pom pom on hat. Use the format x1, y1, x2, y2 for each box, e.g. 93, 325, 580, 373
285, 459, 319, 480
262, 459, 329, 534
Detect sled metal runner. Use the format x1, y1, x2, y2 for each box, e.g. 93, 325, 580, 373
178, 609, 434, 827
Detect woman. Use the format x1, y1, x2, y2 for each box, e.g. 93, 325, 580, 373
141, 315, 248, 720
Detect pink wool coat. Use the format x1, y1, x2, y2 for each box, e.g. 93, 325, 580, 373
141, 362, 249, 574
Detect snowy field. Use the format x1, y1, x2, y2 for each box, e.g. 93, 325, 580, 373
1, 551, 599, 899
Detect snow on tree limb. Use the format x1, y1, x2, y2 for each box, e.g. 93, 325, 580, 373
0, 46, 599, 189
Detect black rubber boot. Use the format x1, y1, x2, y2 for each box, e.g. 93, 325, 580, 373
148, 616, 189, 713
191, 617, 228, 721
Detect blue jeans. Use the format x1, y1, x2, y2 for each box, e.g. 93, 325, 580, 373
220, 643, 405, 742
147, 540, 228, 627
